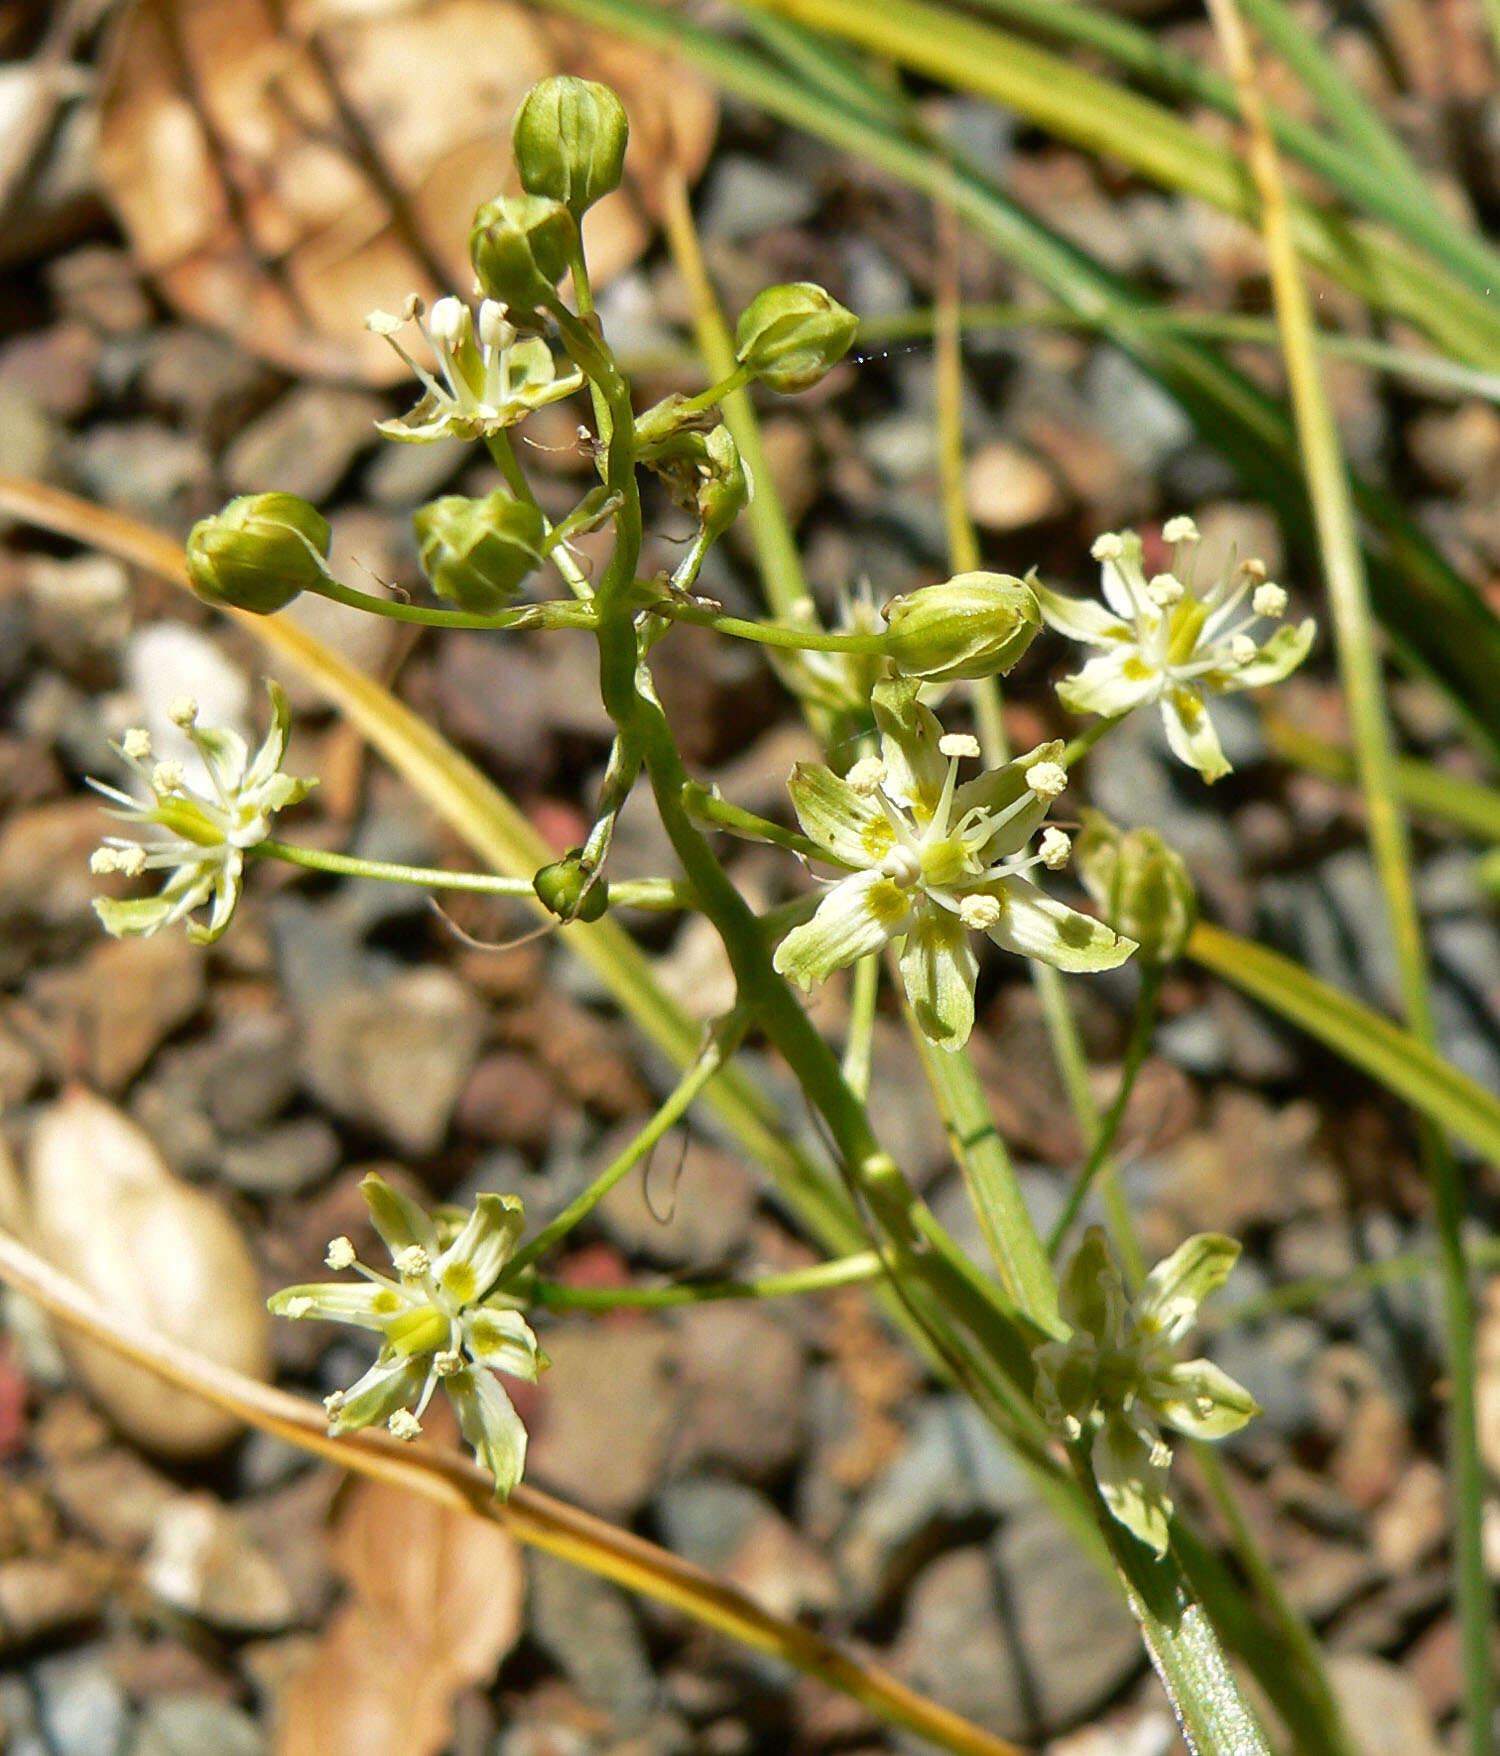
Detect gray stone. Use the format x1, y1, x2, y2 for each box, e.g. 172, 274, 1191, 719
203, 1011, 300, 1134
72, 421, 212, 518
364, 433, 469, 506
1081, 348, 1193, 473
223, 384, 384, 501
698, 154, 818, 242
300, 966, 484, 1155
1205, 1317, 1321, 1439
218, 1117, 340, 1194
893, 1507, 1141, 1742
29, 1648, 132, 1756
668, 1303, 805, 1481
132, 1696, 266, 1756
528, 1552, 658, 1729
597, 1137, 757, 1268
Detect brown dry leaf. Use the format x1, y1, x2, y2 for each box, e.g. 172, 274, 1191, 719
97, 0, 716, 382
275, 1462, 525, 1756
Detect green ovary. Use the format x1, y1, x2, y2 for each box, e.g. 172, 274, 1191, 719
386, 1305, 450, 1357
919, 837, 972, 890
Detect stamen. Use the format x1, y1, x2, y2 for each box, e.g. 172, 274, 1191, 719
1091, 532, 1125, 562
1230, 634, 1258, 665
151, 759, 185, 794
283, 1296, 314, 1319
90, 848, 120, 875
388, 1409, 423, 1441
365, 310, 404, 336
478, 300, 514, 351
325, 1236, 357, 1271
322, 1391, 346, 1419
846, 756, 886, 796
1146, 574, 1184, 608
394, 1245, 432, 1278
1025, 760, 1068, 800
167, 696, 199, 729
938, 732, 980, 759
1039, 827, 1071, 870
958, 893, 1002, 930
1161, 515, 1199, 545
428, 296, 468, 350
1239, 557, 1268, 583
1252, 582, 1287, 619
880, 846, 922, 887
121, 728, 152, 761
114, 844, 148, 878
434, 1349, 463, 1377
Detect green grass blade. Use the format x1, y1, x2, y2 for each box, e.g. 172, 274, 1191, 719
1190, 922, 1500, 1164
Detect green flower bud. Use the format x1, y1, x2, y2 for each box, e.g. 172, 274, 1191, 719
413, 490, 546, 613
1074, 810, 1197, 966
883, 572, 1041, 683
185, 493, 330, 614
512, 76, 629, 219
734, 282, 858, 393
470, 194, 578, 312
533, 851, 607, 922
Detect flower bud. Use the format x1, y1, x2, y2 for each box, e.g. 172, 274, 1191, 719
1074, 810, 1196, 967
470, 194, 578, 312
185, 493, 330, 614
734, 282, 858, 393
413, 490, 546, 612
533, 851, 607, 922
512, 76, 629, 219
883, 572, 1041, 683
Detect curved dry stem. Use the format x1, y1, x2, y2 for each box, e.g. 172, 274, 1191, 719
0, 1230, 1022, 1756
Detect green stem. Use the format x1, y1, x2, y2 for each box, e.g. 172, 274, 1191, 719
502, 1009, 751, 1284
643, 595, 888, 653
683, 782, 833, 862
253, 839, 692, 909
307, 572, 595, 631
672, 361, 758, 418
1062, 715, 1125, 768
842, 952, 879, 1100
1047, 971, 1162, 1261
530, 1250, 884, 1309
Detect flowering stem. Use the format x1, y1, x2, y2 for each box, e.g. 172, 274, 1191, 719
841, 952, 879, 1098
306, 572, 596, 631
253, 839, 693, 910
638, 595, 890, 654
499, 1009, 751, 1286
528, 1250, 884, 1309
1061, 713, 1125, 768
682, 783, 834, 863
1047, 968, 1162, 1258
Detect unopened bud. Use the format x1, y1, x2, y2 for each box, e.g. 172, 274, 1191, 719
413, 490, 546, 612
1074, 809, 1196, 967
734, 282, 858, 394
470, 194, 577, 312
883, 571, 1041, 683
186, 493, 330, 614
533, 851, 608, 923
512, 75, 628, 219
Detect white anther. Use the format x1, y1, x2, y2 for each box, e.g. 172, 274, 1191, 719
90, 849, 120, 875
322, 1391, 346, 1419
1039, 827, 1072, 870
938, 733, 981, 759
1146, 573, 1184, 607
1090, 533, 1125, 562
325, 1236, 357, 1271
1252, 582, 1287, 619
387, 1409, 423, 1441
121, 727, 152, 761
428, 297, 468, 347
1239, 557, 1268, 582
478, 300, 514, 350
401, 293, 425, 320
283, 1296, 314, 1319
167, 695, 199, 729
959, 893, 1003, 930
394, 1245, 431, 1278
1025, 760, 1068, 800
1230, 634, 1258, 665
434, 1349, 464, 1377
880, 846, 923, 888
846, 756, 887, 796
115, 845, 147, 878
1161, 515, 1199, 545
151, 759, 185, 793
365, 309, 404, 336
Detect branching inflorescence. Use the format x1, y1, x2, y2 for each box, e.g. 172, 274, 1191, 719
85, 71, 1312, 1569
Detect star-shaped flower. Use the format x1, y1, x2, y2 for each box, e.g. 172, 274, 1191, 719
368, 294, 583, 443
772, 681, 1134, 1049
1032, 1228, 1259, 1555
1033, 518, 1315, 782
269, 1173, 544, 1498
88, 682, 313, 944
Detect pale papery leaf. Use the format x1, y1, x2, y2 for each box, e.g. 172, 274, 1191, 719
276, 1450, 524, 1756
97, 0, 717, 383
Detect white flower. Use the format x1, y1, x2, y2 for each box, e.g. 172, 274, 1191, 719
368, 294, 583, 443
87, 681, 313, 944
269, 1172, 545, 1498
1033, 524, 1315, 782
772, 681, 1135, 1050
1032, 1229, 1259, 1555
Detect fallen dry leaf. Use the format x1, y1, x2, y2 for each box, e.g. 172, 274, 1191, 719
275, 1461, 525, 1756
97, 0, 716, 381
